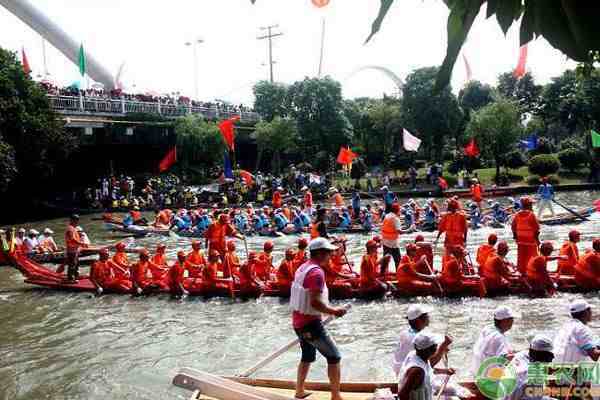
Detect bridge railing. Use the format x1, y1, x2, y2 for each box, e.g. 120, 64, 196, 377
47, 95, 259, 122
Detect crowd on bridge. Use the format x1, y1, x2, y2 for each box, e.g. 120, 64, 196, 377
39, 82, 255, 114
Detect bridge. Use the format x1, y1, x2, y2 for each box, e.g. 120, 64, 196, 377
47, 95, 260, 122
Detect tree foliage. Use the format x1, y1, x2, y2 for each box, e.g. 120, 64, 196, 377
252, 80, 288, 122
255, 117, 298, 173
466, 98, 522, 177
402, 67, 463, 161
497, 72, 542, 114
459, 80, 494, 114
0, 47, 76, 193
528, 154, 561, 176
174, 115, 224, 169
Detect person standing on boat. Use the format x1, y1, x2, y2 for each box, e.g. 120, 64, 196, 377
381, 202, 404, 270
471, 306, 515, 376
553, 300, 600, 364
64, 214, 87, 282
511, 197, 540, 275
470, 179, 484, 209
536, 177, 555, 218
397, 332, 455, 400
382, 186, 396, 214
291, 238, 347, 400
435, 199, 467, 257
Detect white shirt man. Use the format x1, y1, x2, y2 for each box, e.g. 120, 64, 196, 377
553, 299, 600, 363
472, 306, 514, 376
23, 229, 40, 253
507, 335, 555, 400
393, 304, 432, 376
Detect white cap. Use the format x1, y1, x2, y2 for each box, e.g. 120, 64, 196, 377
301, 186, 308, 191
569, 299, 591, 314
18, 228, 26, 233
413, 331, 441, 351
493, 306, 515, 320
28, 229, 39, 235
0, 229, 5, 234
381, 186, 389, 191
407, 304, 432, 321
43, 228, 54, 235
530, 334, 553, 352
76, 226, 84, 232
308, 238, 338, 252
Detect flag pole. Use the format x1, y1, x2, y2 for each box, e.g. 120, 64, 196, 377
318, 17, 326, 77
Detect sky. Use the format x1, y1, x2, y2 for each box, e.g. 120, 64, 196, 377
0, 0, 576, 105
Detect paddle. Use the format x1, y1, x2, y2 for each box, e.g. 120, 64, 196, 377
423, 259, 444, 296
242, 236, 249, 260
239, 303, 352, 378
551, 199, 589, 222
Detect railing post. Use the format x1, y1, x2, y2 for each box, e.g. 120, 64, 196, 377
121, 97, 125, 114
79, 93, 84, 111
157, 100, 161, 114
188, 104, 192, 115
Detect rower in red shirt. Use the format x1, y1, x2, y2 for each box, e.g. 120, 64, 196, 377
200, 250, 231, 293
90, 250, 132, 294
131, 249, 153, 295
440, 246, 486, 297
526, 242, 560, 295
292, 238, 309, 275
255, 241, 275, 282
151, 244, 168, 267
359, 240, 389, 293
414, 234, 434, 274
574, 239, 600, 290
237, 252, 263, 296
476, 233, 498, 268
480, 241, 521, 293
395, 243, 440, 295
112, 242, 131, 271
169, 251, 188, 297
223, 241, 241, 279
274, 249, 296, 294
185, 240, 206, 279
557, 230, 580, 276
436, 199, 468, 257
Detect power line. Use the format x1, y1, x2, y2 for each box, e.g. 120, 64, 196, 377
257, 24, 283, 83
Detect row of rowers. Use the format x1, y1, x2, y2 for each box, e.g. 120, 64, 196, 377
394, 300, 600, 400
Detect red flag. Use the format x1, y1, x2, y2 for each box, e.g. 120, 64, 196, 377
240, 170, 254, 186
513, 45, 528, 79
159, 146, 177, 172
218, 116, 240, 151
464, 139, 480, 157
336, 146, 357, 165
21, 47, 31, 75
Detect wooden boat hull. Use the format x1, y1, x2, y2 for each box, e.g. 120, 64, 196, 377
539, 207, 595, 225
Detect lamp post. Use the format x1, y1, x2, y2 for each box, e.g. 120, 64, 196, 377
184, 38, 204, 100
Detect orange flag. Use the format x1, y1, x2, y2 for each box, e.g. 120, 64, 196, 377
513, 45, 528, 79
21, 47, 31, 75
336, 146, 357, 165
218, 116, 240, 151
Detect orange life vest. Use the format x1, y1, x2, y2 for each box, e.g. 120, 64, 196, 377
511, 211, 540, 245
526, 255, 550, 285
334, 193, 344, 207
381, 213, 400, 241
471, 184, 483, 202
476, 244, 496, 267
438, 212, 467, 248
65, 225, 81, 251
277, 260, 294, 285
558, 241, 579, 275
272, 191, 282, 209
360, 254, 378, 286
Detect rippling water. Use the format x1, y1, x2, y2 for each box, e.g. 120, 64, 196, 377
1, 191, 599, 400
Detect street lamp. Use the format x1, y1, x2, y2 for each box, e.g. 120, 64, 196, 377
184, 38, 204, 100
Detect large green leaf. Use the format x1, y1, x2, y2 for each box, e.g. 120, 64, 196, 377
365, 0, 395, 44
435, 0, 484, 91
519, 0, 537, 45
485, 0, 499, 19
560, 1, 600, 61
495, 0, 522, 34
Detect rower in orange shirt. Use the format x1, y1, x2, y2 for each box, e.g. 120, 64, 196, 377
237, 252, 263, 296
526, 242, 559, 296
255, 241, 274, 282
199, 250, 231, 293
131, 249, 154, 295
330, 188, 344, 208
470, 179, 484, 208
511, 197, 540, 274
272, 187, 283, 209
112, 242, 131, 271
169, 250, 188, 297
476, 233, 498, 268
395, 243, 441, 295
359, 240, 389, 294
90, 250, 132, 294
223, 241, 241, 279
574, 239, 600, 290
292, 238, 309, 274
185, 240, 206, 279
274, 249, 295, 294
204, 214, 242, 258
151, 244, 168, 267
154, 208, 172, 228
480, 241, 521, 293
436, 199, 468, 256
414, 234, 434, 274
302, 186, 313, 210
557, 230, 580, 276
440, 246, 486, 297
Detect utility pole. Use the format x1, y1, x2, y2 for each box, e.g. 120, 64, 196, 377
257, 24, 283, 83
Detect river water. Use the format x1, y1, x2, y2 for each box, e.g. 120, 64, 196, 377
1, 191, 600, 400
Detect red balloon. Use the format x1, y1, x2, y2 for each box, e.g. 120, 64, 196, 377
311, 0, 330, 8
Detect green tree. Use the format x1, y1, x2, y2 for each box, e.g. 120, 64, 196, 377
497, 72, 542, 114
252, 80, 288, 121
0, 47, 77, 193
174, 115, 224, 170
286, 76, 353, 159
402, 66, 463, 161
459, 80, 494, 115
255, 117, 298, 173
367, 98, 403, 164
467, 98, 522, 178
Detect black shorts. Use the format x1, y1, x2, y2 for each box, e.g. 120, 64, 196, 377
294, 319, 341, 365
383, 245, 401, 266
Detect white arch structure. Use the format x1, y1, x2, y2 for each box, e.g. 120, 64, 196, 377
347, 65, 405, 94
0, 0, 115, 88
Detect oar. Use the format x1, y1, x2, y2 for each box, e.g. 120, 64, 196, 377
242, 236, 249, 259
551, 199, 589, 222
238, 303, 352, 378
423, 259, 444, 296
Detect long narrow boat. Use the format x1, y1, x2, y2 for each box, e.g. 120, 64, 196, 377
172, 368, 485, 400
539, 206, 595, 225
